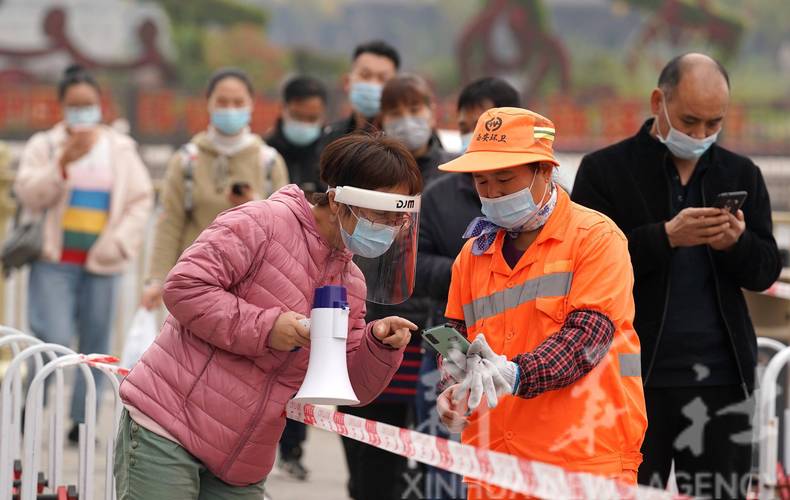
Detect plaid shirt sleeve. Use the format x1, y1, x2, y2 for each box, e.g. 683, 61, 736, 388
511, 309, 614, 399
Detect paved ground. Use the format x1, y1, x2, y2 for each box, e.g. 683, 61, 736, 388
266, 427, 350, 500
19, 388, 352, 499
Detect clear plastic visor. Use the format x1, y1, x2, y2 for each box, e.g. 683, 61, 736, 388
332, 186, 421, 305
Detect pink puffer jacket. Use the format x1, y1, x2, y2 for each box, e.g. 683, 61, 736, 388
119, 185, 405, 486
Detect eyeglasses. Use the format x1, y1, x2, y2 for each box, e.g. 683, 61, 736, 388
348, 206, 415, 231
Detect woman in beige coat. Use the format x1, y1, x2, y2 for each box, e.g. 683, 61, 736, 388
13, 64, 153, 442
141, 68, 288, 309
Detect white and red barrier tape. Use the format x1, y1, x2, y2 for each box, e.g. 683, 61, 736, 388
60, 354, 684, 498
58, 354, 130, 377
763, 281, 790, 301
285, 401, 684, 500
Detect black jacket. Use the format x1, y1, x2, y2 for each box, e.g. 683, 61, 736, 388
416, 136, 454, 188
413, 173, 482, 327
319, 114, 377, 153
571, 119, 781, 391
266, 119, 324, 193
362, 138, 456, 403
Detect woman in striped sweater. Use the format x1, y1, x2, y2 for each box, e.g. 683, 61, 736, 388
13, 65, 153, 443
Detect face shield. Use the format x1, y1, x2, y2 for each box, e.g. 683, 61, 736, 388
332, 186, 421, 305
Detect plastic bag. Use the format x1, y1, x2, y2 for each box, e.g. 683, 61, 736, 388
120, 308, 158, 369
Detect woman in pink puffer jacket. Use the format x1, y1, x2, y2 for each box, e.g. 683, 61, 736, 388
115, 134, 423, 499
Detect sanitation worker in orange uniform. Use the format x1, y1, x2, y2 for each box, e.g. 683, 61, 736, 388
436, 108, 647, 499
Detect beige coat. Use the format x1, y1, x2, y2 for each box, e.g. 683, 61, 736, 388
14, 123, 154, 275
147, 132, 288, 282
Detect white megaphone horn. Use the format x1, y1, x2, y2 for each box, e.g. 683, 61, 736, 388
293, 285, 359, 405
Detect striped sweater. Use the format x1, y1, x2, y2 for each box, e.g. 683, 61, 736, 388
60, 135, 113, 265
376, 335, 422, 402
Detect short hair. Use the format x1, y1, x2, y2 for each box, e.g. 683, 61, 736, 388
457, 77, 521, 111
58, 64, 100, 101
283, 76, 327, 104
206, 67, 254, 98
381, 74, 433, 114
658, 53, 730, 97
315, 133, 422, 206
352, 40, 401, 70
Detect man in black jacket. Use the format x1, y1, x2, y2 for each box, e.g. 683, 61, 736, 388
267, 76, 328, 196
572, 53, 781, 499
412, 77, 520, 500
340, 72, 456, 500
321, 40, 400, 150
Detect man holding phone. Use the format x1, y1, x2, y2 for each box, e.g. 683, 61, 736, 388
572, 53, 782, 498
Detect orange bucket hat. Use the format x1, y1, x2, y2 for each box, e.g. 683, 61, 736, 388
439, 107, 559, 173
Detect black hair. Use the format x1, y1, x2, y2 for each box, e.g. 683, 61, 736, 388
58, 64, 100, 101
314, 133, 422, 206
352, 40, 401, 70
457, 77, 520, 111
206, 67, 254, 98
658, 53, 730, 97
283, 76, 328, 104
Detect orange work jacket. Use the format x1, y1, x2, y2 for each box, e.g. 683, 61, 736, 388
445, 189, 647, 499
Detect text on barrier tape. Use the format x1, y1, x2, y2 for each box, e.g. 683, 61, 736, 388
285, 401, 686, 500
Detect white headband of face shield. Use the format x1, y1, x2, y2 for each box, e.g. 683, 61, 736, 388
328, 186, 421, 213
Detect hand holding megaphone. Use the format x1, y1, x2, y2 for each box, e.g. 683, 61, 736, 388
269, 311, 311, 351
371, 316, 418, 349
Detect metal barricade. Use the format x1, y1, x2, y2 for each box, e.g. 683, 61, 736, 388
758, 345, 790, 499
0, 327, 124, 500
21, 354, 96, 500
0, 340, 72, 499
49, 355, 123, 500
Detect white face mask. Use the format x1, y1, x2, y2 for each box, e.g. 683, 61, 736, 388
657, 97, 719, 160
479, 172, 555, 232
384, 115, 432, 152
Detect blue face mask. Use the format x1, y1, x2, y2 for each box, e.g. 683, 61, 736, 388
460, 132, 473, 153
65, 105, 102, 129
480, 172, 555, 232
340, 208, 397, 258
349, 81, 383, 118
211, 107, 251, 135
282, 118, 322, 146
657, 98, 719, 160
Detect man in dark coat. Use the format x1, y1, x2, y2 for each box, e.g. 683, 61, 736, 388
572, 53, 781, 499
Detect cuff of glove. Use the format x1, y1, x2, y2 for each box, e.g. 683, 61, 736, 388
510, 362, 520, 395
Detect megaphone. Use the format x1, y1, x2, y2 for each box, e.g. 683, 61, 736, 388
293, 285, 360, 405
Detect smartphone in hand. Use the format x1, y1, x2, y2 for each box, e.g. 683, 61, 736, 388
421, 324, 470, 358
712, 191, 747, 214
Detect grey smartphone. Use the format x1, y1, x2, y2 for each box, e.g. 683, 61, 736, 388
421, 325, 470, 358
712, 191, 747, 214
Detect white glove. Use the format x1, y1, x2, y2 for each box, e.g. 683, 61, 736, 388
454, 334, 519, 412
437, 384, 469, 433
441, 341, 469, 383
